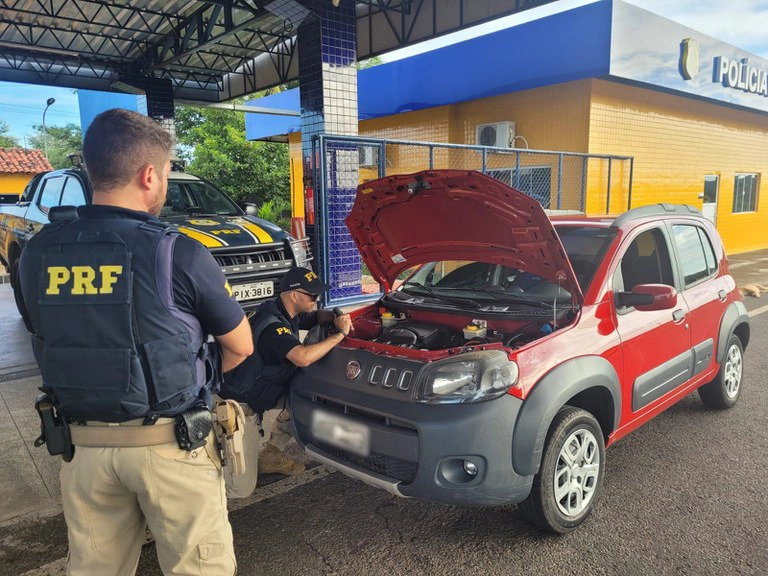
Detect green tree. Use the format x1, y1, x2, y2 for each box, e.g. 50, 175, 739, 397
258, 198, 292, 231
0, 121, 20, 148
174, 104, 290, 207
358, 56, 383, 70
28, 123, 82, 169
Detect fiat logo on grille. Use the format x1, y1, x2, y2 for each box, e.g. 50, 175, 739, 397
346, 360, 361, 381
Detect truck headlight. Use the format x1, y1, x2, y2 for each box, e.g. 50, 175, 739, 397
415, 350, 518, 404
289, 238, 312, 267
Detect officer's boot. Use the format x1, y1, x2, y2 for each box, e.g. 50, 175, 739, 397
258, 443, 305, 475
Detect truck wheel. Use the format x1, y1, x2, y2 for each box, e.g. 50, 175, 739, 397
10, 260, 24, 316
10, 260, 32, 332
518, 406, 605, 534
698, 335, 743, 409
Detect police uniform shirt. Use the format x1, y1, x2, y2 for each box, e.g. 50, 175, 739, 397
257, 297, 318, 365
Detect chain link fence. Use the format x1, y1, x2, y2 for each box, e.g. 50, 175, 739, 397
312, 134, 633, 306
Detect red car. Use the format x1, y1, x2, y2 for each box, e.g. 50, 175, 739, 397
290, 170, 751, 533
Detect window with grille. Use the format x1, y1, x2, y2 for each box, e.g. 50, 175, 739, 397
485, 166, 551, 207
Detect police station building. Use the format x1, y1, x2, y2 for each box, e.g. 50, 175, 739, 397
246, 0, 768, 255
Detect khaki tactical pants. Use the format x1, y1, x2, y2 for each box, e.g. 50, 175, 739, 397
222, 404, 296, 499
60, 429, 236, 576
263, 407, 294, 452
222, 403, 260, 499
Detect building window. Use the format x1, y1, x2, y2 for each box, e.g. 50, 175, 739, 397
732, 173, 759, 213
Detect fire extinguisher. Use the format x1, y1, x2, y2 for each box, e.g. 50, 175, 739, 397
304, 183, 315, 226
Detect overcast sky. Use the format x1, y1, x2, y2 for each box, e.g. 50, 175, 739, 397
2, 0, 768, 143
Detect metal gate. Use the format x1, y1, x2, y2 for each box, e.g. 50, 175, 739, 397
311, 134, 634, 306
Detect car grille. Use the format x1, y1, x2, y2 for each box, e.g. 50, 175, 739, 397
319, 444, 418, 484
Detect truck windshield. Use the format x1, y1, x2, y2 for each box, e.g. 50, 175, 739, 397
162, 179, 241, 216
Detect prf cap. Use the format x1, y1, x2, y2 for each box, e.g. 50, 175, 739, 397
279, 267, 331, 294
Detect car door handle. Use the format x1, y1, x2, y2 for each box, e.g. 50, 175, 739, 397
672, 309, 686, 322
718, 289, 727, 302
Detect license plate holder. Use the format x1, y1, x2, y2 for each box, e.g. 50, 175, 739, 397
311, 410, 370, 457
232, 281, 274, 302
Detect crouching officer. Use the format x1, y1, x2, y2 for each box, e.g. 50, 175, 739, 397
219, 266, 351, 497
19, 109, 253, 576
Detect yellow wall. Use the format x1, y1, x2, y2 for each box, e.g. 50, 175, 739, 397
0, 173, 34, 195
588, 79, 768, 254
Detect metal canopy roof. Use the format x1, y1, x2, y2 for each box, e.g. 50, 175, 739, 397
0, 0, 556, 102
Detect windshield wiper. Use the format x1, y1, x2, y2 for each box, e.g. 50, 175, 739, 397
184, 211, 218, 217
460, 287, 554, 310
400, 282, 481, 309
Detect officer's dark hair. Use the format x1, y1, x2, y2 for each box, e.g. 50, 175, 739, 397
83, 108, 173, 193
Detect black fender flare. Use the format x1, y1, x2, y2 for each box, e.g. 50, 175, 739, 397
512, 356, 621, 476
716, 301, 750, 363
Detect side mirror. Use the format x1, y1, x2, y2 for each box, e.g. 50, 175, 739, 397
48, 205, 78, 223
616, 283, 678, 311
243, 202, 259, 216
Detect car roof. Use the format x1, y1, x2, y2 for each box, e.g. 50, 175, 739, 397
549, 203, 705, 230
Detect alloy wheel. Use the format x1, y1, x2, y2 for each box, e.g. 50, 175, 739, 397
724, 343, 743, 399
554, 428, 600, 517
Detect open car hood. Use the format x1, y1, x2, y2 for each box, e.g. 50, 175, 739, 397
346, 170, 582, 304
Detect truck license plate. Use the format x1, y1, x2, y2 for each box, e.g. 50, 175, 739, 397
311, 410, 370, 457
232, 281, 274, 302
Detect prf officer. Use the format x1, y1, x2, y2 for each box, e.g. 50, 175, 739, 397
19, 108, 252, 576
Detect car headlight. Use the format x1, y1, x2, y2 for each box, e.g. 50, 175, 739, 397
415, 350, 518, 404
289, 238, 312, 267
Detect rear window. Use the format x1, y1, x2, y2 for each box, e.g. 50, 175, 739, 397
555, 226, 617, 291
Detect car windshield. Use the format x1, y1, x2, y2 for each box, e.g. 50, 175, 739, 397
400, 261, 569, 306
161, 179, 241, 217
554, 225, 617, 291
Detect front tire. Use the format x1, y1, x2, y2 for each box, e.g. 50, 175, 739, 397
518, 406, 606, 533
698, 335, 744, 409
10, 259, 32, 333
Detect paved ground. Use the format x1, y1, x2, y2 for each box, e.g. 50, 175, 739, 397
0, 251, 767, 575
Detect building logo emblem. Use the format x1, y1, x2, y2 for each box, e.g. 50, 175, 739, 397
680, 38, 700, 80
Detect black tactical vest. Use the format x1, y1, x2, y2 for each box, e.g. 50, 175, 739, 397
220, 298, 295, 414
22, 212, 214, 422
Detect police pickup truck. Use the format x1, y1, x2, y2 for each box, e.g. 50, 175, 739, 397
0, 166, 311, 319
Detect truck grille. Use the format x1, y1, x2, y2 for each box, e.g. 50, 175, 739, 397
212, 244, 292, 275
320, 444, 418, 484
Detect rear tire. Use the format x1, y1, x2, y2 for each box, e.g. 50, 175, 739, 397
518, 406, 605, 533
698, 335, 743, 409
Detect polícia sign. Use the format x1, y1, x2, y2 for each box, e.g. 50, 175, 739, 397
713, 56, 768, 96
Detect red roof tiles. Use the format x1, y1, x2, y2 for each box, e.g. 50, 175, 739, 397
0, 148, 54, 174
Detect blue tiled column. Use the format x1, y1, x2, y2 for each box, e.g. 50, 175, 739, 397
298, 0, 361, 302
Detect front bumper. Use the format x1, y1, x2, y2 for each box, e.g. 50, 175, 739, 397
290, 354, 533, 506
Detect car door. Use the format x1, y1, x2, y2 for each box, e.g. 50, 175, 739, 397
612, 225, 692, 425
668, 221, 723, 380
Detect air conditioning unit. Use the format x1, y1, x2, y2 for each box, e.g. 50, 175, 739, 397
476, 121, 515, 148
